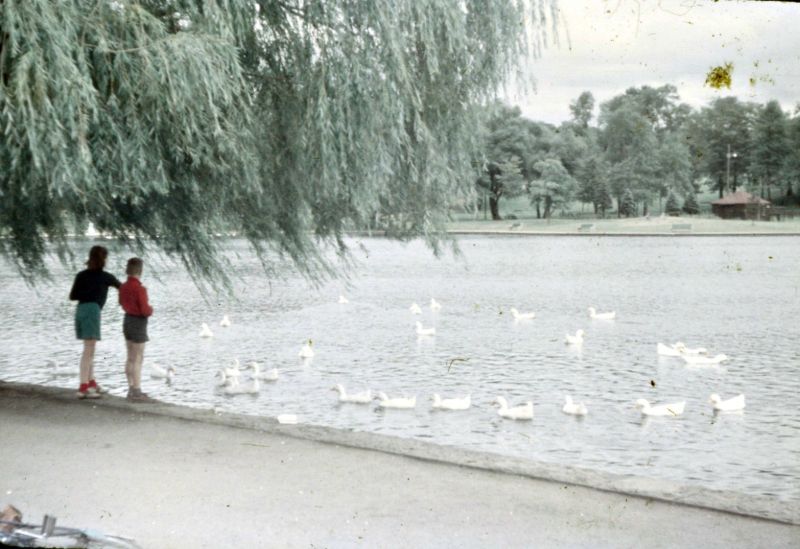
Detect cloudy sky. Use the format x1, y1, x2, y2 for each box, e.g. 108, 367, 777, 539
507, 0, 800, 124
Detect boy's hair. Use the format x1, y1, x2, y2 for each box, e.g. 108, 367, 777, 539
126, 257, 144, 276
86, 246, 108, 270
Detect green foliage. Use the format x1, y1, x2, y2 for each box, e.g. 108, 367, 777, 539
664, 192, 680, 215
0, 0, 553, 285
619, 188, 637, 217
529, 158, 576, 218
569, 91, 594, 133
682, 192, 700, 215
751, 101, 789, 198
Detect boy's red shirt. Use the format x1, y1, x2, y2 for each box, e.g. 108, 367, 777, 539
119, 276, 153, 317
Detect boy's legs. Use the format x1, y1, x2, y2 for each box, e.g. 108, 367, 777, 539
132, 342, 145, 390
125, 340, 136, 388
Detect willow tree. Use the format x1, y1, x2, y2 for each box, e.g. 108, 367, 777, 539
1, 0, 555, 286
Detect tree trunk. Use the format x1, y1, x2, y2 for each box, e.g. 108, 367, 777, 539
535, 199, 541, 219
544, 195, 553, 218
489, 195, 501, 220
643, 202, 649, 217
617, 196, 622, 218
718, 175, 724, 198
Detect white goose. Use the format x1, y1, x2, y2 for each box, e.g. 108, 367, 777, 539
674, 342, 708, 355
429, 298, 442, 311
250, 362, 279, 382
709, 393, 745, 412
298, 340, 315, 359
338, 295, 349, 304
220, 315, 231, 327
331, 384, 372, 404
510, 308, 536, 321
562, 395, 588, 416
635, 399, 686, 417
224, 358, 242, 379
409, 303, 423, 315
681, 353, 729, 366
224, 377, 260, 395
588, 307, 616, 320
215, 369, 233, 387
199, 323, 214, 338
493, 397, 533, 420
150, 362, 176, 381
565, 329, 585, 346
375, 392, 416, 409
657, 342, 682, 357
431, 394, 471, 411
415, 321, 436, 336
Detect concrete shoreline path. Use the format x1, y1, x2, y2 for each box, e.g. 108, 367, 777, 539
1, 383, 797, 548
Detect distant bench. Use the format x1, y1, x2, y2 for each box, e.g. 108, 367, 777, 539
671, 223, 692, 233
577, 223, 595, 232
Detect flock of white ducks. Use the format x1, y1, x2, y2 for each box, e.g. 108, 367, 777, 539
184, 300, 743, 421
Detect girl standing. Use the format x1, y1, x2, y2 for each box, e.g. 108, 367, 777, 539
69, 246, 121, 399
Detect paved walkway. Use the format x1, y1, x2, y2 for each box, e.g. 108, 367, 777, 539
1, 388, 797, 548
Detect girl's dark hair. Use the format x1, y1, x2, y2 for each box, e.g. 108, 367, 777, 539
126, 257, 144, 276
86, 246, 108, 270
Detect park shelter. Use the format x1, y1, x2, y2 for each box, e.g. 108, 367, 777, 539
711, 191, 771, 220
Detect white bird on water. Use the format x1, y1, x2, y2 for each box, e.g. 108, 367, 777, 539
150, 362, 175, 381
415, 321, 436, 336
220, 315, 231, 327
588, 307, 616, 320
338, 295, 349, 304
224, 358, 242, 379
250, 362, 279, 382
375, 392, 416, 409
331, 384, 372, 404
199, 323, 214, 338
224, 376, 260, 395
431, 394, 471, 411
429, 298, 442, 311
562, 396, 588, 416
565, 329, 585, 346
674, 342, 707, 355
298, 340, 315, 359
492, 397, 533, 420
709, 393, 745, 412
635, 399, 685, 417
510, 308, 536, 321
409, 303, 423, 315
657, 342, 682, 357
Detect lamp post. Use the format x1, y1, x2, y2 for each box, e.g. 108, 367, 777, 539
725, 144, 738, 193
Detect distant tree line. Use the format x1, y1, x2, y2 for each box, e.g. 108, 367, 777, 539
476, 86, 800, 219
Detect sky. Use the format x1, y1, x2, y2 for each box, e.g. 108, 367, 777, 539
507, 0, 800, 125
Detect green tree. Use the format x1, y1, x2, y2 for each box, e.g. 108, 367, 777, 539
682, 193, 700, 215
751, 101, 789, 200
569, 91, 595, 135
783, 112, 800, 202
529, 159, 577, 218
595, 179, 614, 218
619, 188, 637, 217
664, 192, 680, 216
0, 0, 550, 284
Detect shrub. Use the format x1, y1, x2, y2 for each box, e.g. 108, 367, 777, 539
682, 193, 700, 215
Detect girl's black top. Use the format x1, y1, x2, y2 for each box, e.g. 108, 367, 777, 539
69, 269, 121, 309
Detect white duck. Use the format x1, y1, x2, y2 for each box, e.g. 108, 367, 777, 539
510, 308, 536, 321
565, 329, 585, 346
431, 394, 471, 411
215, 369, 232, 387
375, 392, 417, 409
657, 342, 682, 357
493, 397, 533, 420
199, 323, 214, 338
562, 395, 588, 416
415, 321, 436, 336
150, 362, 176, 381
220, 315, 231, 327
331, 384, 372, 404
709, 393, 745, 412
588, 307, 616, 320
674, 342, 708, 355
250, 362, 279, 382
635, 399, 686, 417
224, 376, 260, 395
338, 295, 349, 304
409, 303, 423, 315
429, 298, 442, 311
681, 353, 729, 366
298, 340, 315, 358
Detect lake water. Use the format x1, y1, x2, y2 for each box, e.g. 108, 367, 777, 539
1, 235, 799, 502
